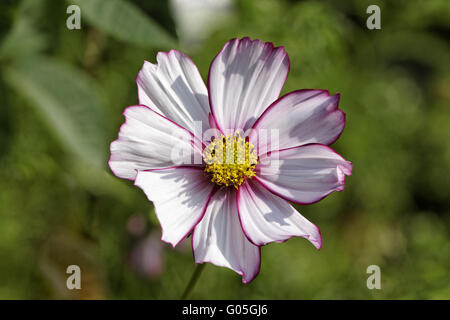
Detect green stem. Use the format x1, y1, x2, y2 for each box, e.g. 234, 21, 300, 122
180, 263, 206, 300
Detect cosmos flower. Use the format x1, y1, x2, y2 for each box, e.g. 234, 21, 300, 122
109, 37, 352, 283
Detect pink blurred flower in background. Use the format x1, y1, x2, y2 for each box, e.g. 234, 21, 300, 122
110, 38, 352, 283
128, 231, 164, 280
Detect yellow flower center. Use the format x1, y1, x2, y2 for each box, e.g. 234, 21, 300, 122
203, 133, 258, 189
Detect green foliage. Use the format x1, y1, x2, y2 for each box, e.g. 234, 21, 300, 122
0, 0, 448, 299
0, 0, 49, 57
4, 56, 107, 167
70, 0, 176, 49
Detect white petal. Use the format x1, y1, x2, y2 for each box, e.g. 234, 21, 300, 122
109, 105, 203, 180
137, 50, 210, 134
256, 144, 352, 204
134, 167, 214, 247
237, 180, 322, 249
192, 189, 261, 283
250, 90, 345, 155
208, 37, 289, 133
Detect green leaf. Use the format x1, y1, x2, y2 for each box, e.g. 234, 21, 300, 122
70, 160, 140, 206
70, 0, 176, 48
4, 56, 107, 168
0, 0, 49, 58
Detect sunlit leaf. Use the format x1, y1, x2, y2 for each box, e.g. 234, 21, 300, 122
0, 0, 49, 58
4, 56, 107, 167
70, 0, 176, 48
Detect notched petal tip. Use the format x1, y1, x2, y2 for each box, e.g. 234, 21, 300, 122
237, 180, 324, 250
309, 225, 323, 250
208, 36, 290, 133
134, 167, 214, 248
192, 189, 261, 284
136, 49, 210, 134
335, 161, 353, 190
255, 144, 352, 204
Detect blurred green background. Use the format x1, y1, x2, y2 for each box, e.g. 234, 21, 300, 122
0, 0, 449, 299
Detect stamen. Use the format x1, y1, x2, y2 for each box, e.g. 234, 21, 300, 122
203, 133, 258, 189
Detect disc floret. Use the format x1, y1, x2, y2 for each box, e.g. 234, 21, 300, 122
203, 133, 258, 189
